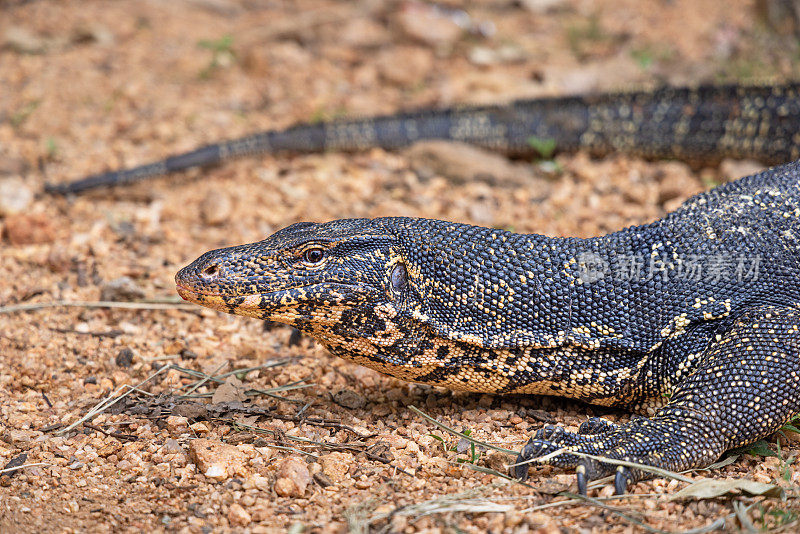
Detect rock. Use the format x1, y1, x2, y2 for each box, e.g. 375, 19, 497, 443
162, 439, 183, 453
3, 213, 56, 245
70, 24, 115, 46
483, 451, 508, 472
227, 503, 252, 526
519, 0, 568, 13
394, 3, 464, 48
273, 456, 311, 497
188, 439, 248, 481
115, 347, 135, 367
319, 452, 352, 483
200, 190, 232, 225
468, 45, 527, 66
189, 421, 210, 434
3, 26, 48, 54
1, 453, 29, 478
375, 46, 433, 87
100, 276, 146, 302
784, 429, 800, 443
46, 246, 73, 273
332, 389, 366, 410
185, 0, 243, 16
654, 163, 701, 210
339, 17, 389, 48
165, 415, 189, 431
0, 156, 29, 176
4, 429, 41, 447
0, 178, 34, 216
404, 140, 547, 191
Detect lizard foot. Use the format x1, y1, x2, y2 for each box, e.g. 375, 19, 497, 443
514, 305, 800, 495
513, 419, 656, 494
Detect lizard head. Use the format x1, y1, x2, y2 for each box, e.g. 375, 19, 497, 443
175, 219, 415, 340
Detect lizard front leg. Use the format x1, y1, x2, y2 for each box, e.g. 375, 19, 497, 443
515, 305, 800, 494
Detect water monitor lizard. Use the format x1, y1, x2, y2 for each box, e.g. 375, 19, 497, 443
176, 160, 800, 493
48, 83, 800, 194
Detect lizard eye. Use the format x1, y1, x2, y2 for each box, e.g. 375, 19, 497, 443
304, 248, 325, 264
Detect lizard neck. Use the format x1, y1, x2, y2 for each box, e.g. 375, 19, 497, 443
381, 217, 668, 352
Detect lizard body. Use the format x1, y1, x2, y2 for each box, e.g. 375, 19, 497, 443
49, 83, 800, 194
176, 161, 800, 492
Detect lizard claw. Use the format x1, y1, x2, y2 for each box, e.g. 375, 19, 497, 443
576, 464, 588, 495
513, 441, 534, 481
614, 466, 630, 495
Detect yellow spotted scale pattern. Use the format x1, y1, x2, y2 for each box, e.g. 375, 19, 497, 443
50, 83, 800, 194
177, 161, 800, 490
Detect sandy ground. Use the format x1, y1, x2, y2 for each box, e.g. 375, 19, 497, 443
2, 0, 800, 532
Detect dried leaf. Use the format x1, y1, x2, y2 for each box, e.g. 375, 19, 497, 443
671, 478, 785, 500
212, 375, 247, 404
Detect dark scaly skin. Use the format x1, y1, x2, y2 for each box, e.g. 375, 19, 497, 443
176, 161, 800, 492
49, 83, 800, 194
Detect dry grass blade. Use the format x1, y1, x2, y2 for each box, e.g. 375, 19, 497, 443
179, 361, 228, 396
0, 298, 197, 314
170, 362, 309, 400
509, 448, 694, 484
413, 405, 693, 485
409, 405, 517, 455
57, 364, 170, 435
261, 442, 319, 459
0, 462, 51, 475
368, 483, 510, 524
733, 501, 758, 533
454, 460, 534, 489
698, 454, 740, 470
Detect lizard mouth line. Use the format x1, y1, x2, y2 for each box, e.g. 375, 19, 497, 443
175, 282, 378, 301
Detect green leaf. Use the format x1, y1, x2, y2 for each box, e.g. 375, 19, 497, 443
527, 136, 557, 160
198, 34, 233, 52
733, 439, 779, 458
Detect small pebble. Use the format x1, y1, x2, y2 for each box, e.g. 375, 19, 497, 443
227, 503, 251, 526
3, 26, 48, 54
3, 213, 56, 245
319, 452, 352, 483
188, 439, 248, 481
200, 190, 232, 226
332, 389, 366, 410
115, 347, 134, 367
375, 46, 434, 86
394, 3, 464, 48
274, 456, 311, 497
0, 177, 33, 216
100, 277, 146, 302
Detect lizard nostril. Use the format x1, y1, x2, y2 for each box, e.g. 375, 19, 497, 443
201, 263, 219, 279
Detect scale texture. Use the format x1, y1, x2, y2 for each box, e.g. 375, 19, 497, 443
49, 83, 800, 194
177, 160, 800, 491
